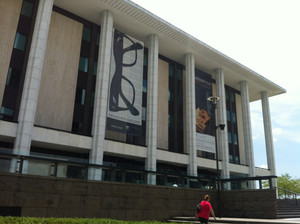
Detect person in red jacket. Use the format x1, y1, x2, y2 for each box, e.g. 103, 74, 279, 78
195, 195, 216, 224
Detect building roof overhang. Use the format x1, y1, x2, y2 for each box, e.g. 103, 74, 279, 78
54, 0, 286, 102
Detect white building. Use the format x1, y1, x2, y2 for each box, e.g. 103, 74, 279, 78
0, 0, 285, 189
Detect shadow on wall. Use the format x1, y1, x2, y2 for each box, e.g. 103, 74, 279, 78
0, 172, 277, 220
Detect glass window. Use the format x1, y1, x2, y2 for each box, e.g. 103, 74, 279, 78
142, 107, 146, 121
90, 92, 95, 108
169, 64, 174, 77
79, 57, 89, 72
168, 115, 174, 128
6, 68, 21, 87
75, 88, 86, 105
0, 158, 11, 172
235, 156, 240, 164
82, 26, 91, 42
143, 79, 147, 93
96, 31, 100, 46
228, 132, 232, 144
178, 118, 183, 130
0, 106, 14, 116
177, 68, 183, 80
234, 134, 238, 145
177, 92, 183, 103
168, 90, 174, 101
231, 92, 235, 103
21, 1, 33, 17
14, 33, 27, 51
227, 110, 231, 121
143, 53, 148, 66
232, 112, 237, 123
93, 61, 98, 75
81, 89, 86, 105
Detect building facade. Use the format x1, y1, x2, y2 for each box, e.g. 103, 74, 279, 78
0, 0, 285, 189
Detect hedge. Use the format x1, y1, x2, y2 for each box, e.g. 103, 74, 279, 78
0, 217, 178, 224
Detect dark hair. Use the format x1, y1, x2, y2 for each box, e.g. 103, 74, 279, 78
204, 195, 210, 201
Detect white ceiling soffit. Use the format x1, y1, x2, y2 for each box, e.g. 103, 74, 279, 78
53, 0, 286, 102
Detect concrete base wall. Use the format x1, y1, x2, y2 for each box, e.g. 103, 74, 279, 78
0, 172, 277, 220
221, 189, 277, 219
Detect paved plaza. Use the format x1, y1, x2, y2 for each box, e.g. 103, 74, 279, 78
209, 217, 300, 223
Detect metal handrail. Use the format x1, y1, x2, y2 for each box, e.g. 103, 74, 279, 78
0, 149, 278, 190
0, 150, 214, 187
276, 187, 300, 207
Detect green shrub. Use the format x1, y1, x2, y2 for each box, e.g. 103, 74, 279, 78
0, 217, 178, 224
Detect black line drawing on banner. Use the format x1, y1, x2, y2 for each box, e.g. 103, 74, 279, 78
109, 30, 143, 116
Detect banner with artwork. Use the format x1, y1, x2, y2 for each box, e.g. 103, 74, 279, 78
106, 29, 144, 136
195, 70, 215, 153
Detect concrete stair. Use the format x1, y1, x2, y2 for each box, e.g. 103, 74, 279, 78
167, 217, 220, 223
277, 199, 300, 218
167, 216, 300, 224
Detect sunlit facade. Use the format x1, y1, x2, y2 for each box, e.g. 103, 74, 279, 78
0, 0, 285, 189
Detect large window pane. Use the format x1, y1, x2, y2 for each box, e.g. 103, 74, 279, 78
21, 0, 33, 17
75, 88, 86, 105
93, 61, 98, 75
82, 26, 91, 42
231, 92, 235, 102
6, 68, 21, 87
0, 107, 14, 116
228, 132, 232, 144
79, 57, 89, 72
14, 33, 27, 51
234, 134, 238, 145
227, 110, 231, 121
232, 112, 237, 123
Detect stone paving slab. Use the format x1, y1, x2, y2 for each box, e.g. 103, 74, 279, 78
208, 217, 300, 224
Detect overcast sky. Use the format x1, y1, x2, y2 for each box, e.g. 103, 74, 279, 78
131, 0, 300, 178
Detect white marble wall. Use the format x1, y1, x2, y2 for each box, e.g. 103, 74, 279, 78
88, 10, 114, 180
215, 69, 230, 180
145, 34, 159, 184
184, 53, 197, 176
11, 0, 54, 173
261, 91, 277, 188
240, 80, 256, 189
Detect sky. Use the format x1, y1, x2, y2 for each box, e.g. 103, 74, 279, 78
131, 0, 300, 178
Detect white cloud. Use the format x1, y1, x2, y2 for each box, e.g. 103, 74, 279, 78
258, 164, 268, 169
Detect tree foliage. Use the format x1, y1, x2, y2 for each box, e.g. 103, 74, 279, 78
262, 173, 300, 198
277, 173, 300, 199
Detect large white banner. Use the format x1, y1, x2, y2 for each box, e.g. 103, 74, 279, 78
195, 70, 216, 153
196, 133, 216, 153
107, 29, 144, 135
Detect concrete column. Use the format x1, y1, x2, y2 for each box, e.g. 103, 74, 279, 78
215, 69, 230, 182
261, 91, 277, 185
185, 53, 197, 177
240, 80, 256, 189
88, 10, 114, 180
145, 34, 159, 185
11, 0, 53, 173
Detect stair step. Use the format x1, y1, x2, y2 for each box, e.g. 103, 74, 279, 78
276, 199, 300, 218
277, 215, 300, 218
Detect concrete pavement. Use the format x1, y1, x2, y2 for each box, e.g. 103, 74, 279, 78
169, 217, 300, 224
209, 217, 300, 223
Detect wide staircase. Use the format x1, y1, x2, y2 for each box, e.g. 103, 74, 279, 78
277, 199, 300, 218
167, 199, 300, 223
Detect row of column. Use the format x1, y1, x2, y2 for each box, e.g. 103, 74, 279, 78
11, 2, 276, 186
